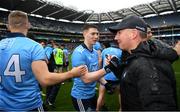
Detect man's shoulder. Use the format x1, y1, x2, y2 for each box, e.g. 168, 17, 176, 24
127, 55, 148, 68
73, 45, 85, 53
153, 39, 171, 48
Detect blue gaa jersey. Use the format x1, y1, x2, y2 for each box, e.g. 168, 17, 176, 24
0, 33, 46, 110
44, 44, 53, 60
63, 48, 69, 62
71, 44, 99, 99
102, 47, 122, 81
93, 41, 102, 51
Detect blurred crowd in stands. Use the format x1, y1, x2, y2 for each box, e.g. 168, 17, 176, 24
1, 10, 180, 47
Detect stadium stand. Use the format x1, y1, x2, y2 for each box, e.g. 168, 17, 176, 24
0, 0, 180, 45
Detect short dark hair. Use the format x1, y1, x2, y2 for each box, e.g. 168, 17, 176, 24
47, 39, 55, 44
61, 44, 65, 47
38, 39, 46, 44
83, 24, 98, 31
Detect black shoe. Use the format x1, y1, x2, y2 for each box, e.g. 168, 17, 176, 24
43, 103, 49, 111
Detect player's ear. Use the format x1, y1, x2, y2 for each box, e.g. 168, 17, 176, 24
83, 30, 86, 37
28, 22, 31, 29
26, 22, 31, 29
6, 24, 10, 30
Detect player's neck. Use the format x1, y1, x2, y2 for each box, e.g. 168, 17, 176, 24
10, 29, 27, 36
84, 41, 93, 51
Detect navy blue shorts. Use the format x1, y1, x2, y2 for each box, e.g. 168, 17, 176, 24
71, 95, 97, 111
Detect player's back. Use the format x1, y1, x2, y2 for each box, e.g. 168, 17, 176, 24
0, 33, 46, 110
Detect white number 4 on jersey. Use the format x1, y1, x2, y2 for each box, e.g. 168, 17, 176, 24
2, 55, 25, 83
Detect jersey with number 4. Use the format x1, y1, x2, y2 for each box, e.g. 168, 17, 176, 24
0, 33, 46, 110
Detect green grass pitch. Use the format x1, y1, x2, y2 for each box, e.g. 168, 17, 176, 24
43, 58, 180, 111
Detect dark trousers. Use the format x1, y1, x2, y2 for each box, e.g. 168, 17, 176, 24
46, 84, 61, 104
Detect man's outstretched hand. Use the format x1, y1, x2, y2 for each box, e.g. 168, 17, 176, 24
70, 65, 88, 77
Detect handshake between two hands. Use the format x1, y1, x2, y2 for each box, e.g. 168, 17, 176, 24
104, 54, 120, 76
69, 54, 121, 78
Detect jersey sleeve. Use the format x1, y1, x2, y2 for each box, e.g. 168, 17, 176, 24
53, 48, 57, 55
31, 44, 46, 61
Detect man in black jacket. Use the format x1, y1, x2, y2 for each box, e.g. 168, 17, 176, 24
144, 24, 180, 63
108, 15, 179, 110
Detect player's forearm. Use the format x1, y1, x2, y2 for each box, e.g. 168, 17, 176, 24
32, 60, 74, 86
42, 71, 73, 86
81, 69, 106, 83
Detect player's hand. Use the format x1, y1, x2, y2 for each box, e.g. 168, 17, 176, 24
104, 55, 120, 73
70, 65, 88, 77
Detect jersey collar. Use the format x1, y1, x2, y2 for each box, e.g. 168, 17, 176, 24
7, 32, 26, 38
81, 43, 93, 52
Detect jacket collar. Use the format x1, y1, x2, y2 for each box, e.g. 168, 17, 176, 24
124, 42, 153, 62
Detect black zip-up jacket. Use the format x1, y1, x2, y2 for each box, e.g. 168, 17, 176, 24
120, 42, 178, 111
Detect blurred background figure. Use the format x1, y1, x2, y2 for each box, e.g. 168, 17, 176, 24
53, 43, 64, 73
61, 44, 70, 72
96, 42, 122, 111
93, 41, 103, 68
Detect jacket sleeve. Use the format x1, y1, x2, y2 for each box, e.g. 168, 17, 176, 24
148, 39, 179, 63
